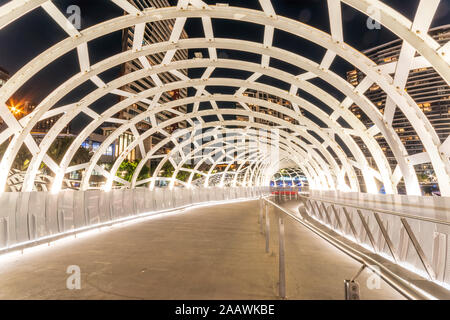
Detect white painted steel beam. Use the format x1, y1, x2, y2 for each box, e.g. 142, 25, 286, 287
0, 1, 447, 196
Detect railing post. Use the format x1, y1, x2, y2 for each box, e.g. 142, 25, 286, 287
345, 265, 365, 300
265, 202, 270, 253
259, 198, 264, 234
278, 213, 286, 299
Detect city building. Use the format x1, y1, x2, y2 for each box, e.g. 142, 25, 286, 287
81, 133, 116, 162
101, 127, 145, 162
346, 25, 450, 193
103, 0, 189, 161
236, 89, 301, 126
0, 67, 71, 135
12, 101, 71, 134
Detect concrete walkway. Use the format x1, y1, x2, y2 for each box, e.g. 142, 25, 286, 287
0, 199, 404, 300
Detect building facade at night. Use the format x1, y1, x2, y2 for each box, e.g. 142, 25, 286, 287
347, 25, 450, 193
102, 0, 189, 161
25, 102, 71, 135
0, 68, 71, 135
236, 89, 301, 126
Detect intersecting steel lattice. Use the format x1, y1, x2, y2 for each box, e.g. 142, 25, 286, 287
0, 0, 449, 195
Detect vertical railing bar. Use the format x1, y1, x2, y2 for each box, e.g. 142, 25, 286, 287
259, 198, 263, 234
400, 217, 436, 280
373, 211, 399, 263
265, 202, 270, 253
356, 209, 378, 253
278, 213, 286, 299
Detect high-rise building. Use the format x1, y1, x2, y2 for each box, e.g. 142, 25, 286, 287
103, 0, 189, 161
0, 68, 71, 134
236, 89, 301, 126
346, 25, 450, 192
25, 102, 71, 135
10, 101, 71, 135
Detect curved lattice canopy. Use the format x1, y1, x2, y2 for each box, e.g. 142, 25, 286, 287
0, 0, 449, 195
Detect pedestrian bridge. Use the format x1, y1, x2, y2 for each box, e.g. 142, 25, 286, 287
0, 193, 416, 300
0, 0, 450, 300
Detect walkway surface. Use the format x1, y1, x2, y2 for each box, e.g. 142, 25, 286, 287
0, 199, 404, 299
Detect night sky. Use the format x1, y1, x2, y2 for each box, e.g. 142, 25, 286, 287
0, 0, 449, 132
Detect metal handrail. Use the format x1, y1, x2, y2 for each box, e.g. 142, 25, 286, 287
259, 196, 287, 299
297, 194, 447, 285
299, 195, 450, 226
261, 195, 439, 300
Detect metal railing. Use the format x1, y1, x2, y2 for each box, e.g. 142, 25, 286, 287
300, 195, 450, 283
258, 195, 287, 299
260, 189, 450, 299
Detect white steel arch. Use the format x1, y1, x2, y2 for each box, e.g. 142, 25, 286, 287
0, 0, 448, 195
140, 128, 316, 190
106, 116, 336, 191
